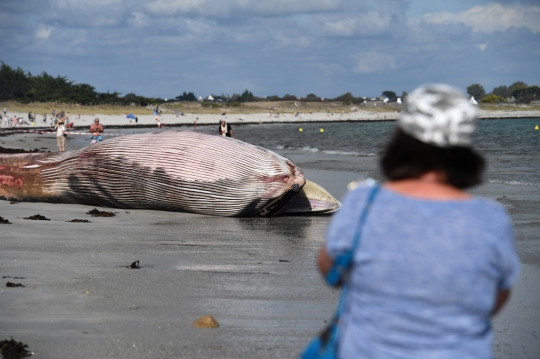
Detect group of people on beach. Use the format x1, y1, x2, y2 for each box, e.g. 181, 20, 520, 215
52, 116, 104, 152
1, 107, 32, 127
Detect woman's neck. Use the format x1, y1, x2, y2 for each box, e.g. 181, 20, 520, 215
384, 172, 470, 200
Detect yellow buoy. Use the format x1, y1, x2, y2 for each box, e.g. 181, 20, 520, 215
299, 128, 303, 132
320, 128, 324, 133
535, 125, 539, 130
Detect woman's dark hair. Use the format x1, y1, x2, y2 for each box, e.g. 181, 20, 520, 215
380, 129, 485, 189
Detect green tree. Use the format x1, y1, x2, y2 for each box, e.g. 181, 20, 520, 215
480, 94, 506, 103
382, 91, 397, 101
304, 93, 319, 102
466, 84, 486, 101
0, 62, 30, 101
509, 81, 527, 99
238, 89, 255, 102
334, 92, 355, 104
71, 83, 97, 104
492, 85, 511, 98
282, 94, 298, 101
525, 85, 540, 97
175, 91, 196, 101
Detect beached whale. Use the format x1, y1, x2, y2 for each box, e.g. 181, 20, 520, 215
0, 131, 340, 217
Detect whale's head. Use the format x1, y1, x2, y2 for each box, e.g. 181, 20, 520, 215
281, 180, 341, 215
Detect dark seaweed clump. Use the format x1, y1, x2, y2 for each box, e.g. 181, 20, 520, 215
0, 146, 40, 154
5, 282, 25, 288
0, 337, 32, 359
23, 215, 50, 221
66, 219, 92, 223
86, 209, 115, 217
0, 217, 11, 224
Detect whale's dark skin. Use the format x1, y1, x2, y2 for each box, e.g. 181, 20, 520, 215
0, 131, 339, 217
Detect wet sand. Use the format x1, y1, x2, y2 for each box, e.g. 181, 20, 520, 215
1, 132, 539, 359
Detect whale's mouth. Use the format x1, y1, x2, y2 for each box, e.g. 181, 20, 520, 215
257, 182, 304, 217
257, 179, 340, 217
280, 180, 341, 215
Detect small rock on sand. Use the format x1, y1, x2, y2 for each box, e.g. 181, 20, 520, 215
192, 315, 219, 329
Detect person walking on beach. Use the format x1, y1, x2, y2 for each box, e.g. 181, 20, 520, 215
89, 118, 104, 134
315, 84, 520, 359
219, 120, 234, 138
54, 118, 67, 152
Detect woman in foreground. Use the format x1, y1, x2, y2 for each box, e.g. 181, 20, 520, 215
317, 84, 520, 359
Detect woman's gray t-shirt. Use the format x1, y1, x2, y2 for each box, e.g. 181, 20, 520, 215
326, 185, 520, 359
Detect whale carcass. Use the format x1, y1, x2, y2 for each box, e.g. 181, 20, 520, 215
0, 131, 340, 217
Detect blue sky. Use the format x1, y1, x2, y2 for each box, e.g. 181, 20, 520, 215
0, 0, 538, 99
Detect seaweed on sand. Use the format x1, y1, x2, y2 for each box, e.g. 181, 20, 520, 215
86, 209, 115, 217
23, 215, 50, 221
0, 337, 32, 359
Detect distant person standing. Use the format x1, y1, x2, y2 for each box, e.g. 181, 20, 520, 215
54, 118, 67, 152
89, 118, 104, 133
219, 120, 234, 138
3, 107, 6, 116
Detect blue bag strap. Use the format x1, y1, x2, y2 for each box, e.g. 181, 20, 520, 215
326, 184, 381, 349
325, 183, 380, 286
349, 183, 380, 253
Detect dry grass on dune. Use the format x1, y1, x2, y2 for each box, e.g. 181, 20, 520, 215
3, 100, 356, 116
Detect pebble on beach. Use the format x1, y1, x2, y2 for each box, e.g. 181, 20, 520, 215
192, 315, 220, 329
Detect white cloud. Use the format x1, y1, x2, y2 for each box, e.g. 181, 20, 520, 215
476, 43, 487, 51
35, 26, 54, 40
421, 4, 540, 34
321, 11, 392, 37
146, 0, 340, 17
272, 32, 310, 49
49, 0, 125, 27
353, 51, 396, 74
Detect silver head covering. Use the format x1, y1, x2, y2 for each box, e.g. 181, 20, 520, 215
399, 84, 478, 147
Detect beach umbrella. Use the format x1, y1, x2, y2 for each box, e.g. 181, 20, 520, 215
127, 114, 135, 119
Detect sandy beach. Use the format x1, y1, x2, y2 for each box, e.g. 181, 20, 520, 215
2, 107, 540, 132
1, 116, 539, 359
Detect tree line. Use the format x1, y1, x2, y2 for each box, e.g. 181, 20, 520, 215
3, 62, 536, 106
467, 81, 540, 104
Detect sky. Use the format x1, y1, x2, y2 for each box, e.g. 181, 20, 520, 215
0, 0, 539, 100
